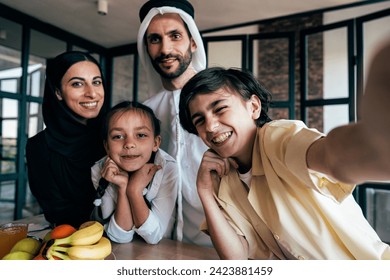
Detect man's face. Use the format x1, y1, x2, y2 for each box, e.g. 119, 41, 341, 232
145, 13, 196, 80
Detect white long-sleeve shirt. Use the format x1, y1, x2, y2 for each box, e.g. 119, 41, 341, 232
91, 149, 178, 244
144, 89, 212, 247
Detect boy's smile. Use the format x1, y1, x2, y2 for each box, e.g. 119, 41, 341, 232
211, 131, 233, 145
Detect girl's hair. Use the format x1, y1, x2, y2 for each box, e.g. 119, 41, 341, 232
101, 100, 161, 141
179, 67, 272, 135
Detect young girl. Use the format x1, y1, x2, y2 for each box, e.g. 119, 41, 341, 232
178, 67, 390, 259
91, 101, 179, 244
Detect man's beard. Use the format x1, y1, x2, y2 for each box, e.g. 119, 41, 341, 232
151, 46, 193, 80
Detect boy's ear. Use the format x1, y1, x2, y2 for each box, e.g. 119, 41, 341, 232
250, 94, 262, 120
153, 135, 162, 152
55, 89, 63, 101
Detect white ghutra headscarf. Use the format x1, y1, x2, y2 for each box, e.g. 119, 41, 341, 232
137, 5, 206, 95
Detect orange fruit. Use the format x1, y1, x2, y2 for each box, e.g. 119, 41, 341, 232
50, 224, 77, 239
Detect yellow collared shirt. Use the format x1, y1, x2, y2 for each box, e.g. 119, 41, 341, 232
204, 120, 390, 260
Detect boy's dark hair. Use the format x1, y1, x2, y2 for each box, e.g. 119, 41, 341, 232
179, 67, 272, 135
102, 100, 161, 141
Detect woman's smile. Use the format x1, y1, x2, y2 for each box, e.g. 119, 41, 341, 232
80, 101, 98, 108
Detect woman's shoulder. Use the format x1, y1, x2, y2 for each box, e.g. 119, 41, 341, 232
26, 130, 47, 155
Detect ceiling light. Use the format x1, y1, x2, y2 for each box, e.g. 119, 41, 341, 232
97, 0, 108, 16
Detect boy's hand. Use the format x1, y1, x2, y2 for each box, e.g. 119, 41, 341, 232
100, 157, 129, 192
197, 149, 238, 196
127, 163, 162, 195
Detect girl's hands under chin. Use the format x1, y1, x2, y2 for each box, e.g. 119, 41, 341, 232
100, 157, 129, 192
126, 163, 162, 195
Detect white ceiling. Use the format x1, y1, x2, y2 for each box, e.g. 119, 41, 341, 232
0, 0, 372, 48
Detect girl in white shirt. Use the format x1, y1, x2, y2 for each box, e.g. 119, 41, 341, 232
91, 101, 178, 244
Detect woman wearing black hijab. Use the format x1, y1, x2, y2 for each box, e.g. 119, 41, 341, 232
26, 51, 107, 228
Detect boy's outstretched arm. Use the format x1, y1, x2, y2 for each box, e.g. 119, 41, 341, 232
307, 41, 390, 184
197, 150, 249, 259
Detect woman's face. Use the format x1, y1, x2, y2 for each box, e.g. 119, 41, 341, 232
57, 61, 104, 119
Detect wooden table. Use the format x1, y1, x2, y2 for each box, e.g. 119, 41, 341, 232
14, 214, 220, 260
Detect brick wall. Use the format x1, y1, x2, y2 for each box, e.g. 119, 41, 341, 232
256, 14, 324, 130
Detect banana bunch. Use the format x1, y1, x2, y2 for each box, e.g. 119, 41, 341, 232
48, 236, 112, 260
45, 221, 112, 260
52, 220, 104, 246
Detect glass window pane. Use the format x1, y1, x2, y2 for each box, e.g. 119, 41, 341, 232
0, 180, 40, 220
1, 79, 17, 93
307, 28, 349, 100
306, 104, 349, 134
112, 55, 134, 105
254, 38, 290, 102
26, 57, 46, 97
0, 18, 22, 95
323, 104, 349, 133
27, 102, 43, 138
207, 41, 242, 68
29, 70, 41, 97
3, 98, 17, 118
1, 98, 18, 174
29, 102, 39, 115
0, 180, 16, 201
